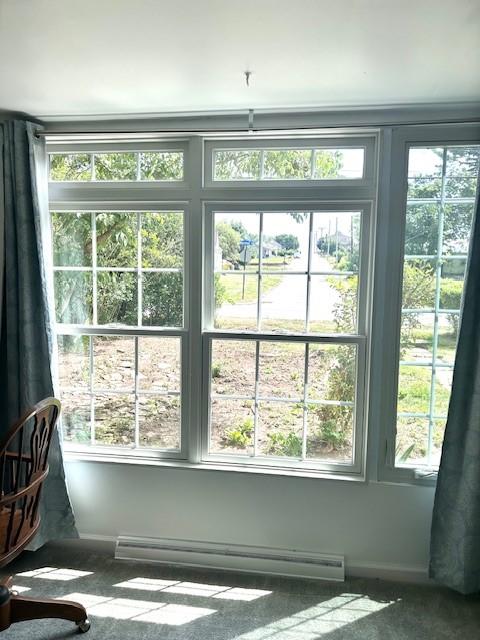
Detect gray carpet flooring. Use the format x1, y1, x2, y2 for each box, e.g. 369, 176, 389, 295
1, 541, 479, 639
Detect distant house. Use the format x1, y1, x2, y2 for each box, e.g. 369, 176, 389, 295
262, 239, 282, 258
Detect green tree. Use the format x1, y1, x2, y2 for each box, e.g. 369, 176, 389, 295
216, 222, 241, 266
274, 234, 299, 253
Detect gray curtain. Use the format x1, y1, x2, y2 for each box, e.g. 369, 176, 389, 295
430, 183, 480, 594
0, 119, 77, 547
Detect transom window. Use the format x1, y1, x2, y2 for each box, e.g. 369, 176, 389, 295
50, 151, 184, 182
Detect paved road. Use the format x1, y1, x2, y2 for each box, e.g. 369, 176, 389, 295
217, 251, 340, 322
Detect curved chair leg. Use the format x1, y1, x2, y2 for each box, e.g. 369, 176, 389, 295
0, 588, 90, 633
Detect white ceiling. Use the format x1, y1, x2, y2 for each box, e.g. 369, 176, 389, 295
0, 0, 479, 118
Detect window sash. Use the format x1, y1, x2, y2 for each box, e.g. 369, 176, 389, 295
202, 202, 373, 474
376, 123, 480, 484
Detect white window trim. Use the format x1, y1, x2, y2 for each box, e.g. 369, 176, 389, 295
374, 123, 480, 485
49, 132, 378, 479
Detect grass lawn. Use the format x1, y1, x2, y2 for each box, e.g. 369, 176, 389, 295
217, 272, 282, 304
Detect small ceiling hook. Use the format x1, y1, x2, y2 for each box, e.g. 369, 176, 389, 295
244, 70, 252, 87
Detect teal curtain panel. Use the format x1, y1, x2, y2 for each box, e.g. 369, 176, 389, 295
430, 180, 480, 594
0, 120, 77, 547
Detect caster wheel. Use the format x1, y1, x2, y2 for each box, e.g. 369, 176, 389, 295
78, 619, 91, 633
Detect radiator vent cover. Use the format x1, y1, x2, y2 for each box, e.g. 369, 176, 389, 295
115, 536, 345, 582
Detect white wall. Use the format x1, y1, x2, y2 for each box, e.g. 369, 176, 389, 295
65, 460, 435, 580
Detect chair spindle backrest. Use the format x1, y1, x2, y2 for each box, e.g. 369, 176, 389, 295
0, 398, 61, 567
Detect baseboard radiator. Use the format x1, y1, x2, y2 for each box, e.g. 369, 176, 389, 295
115, 536, 345, 582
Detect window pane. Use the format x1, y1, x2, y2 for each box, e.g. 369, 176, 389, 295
214, 274, 258, 331
50, 154, 91, 181
402, 260, 435, 309
397, 365, 431, 415
96, 212, 137, 268
315, 148, 364, 179
446, 146, 480, 176
93, 336, 135, 391
308, 344, 356, 403
138, 337, 180, 392
405, 204, 438, 255
54, 271, 93, 324
400, 313, 434, 362
260, 275, 307, 333
313, 211, 361, 272
395, 417, 429, 466
408, 148, 443, 178
434, 371, 453, 418
57, 335, 90, 389
140, 152, 183, 181
445, 177, 478, 198
142, 272, 183, 327
138, 396, 180, 449
142, 212, 183, 268
94, 153, 137, 180
309, 275, 358, 333
211, 340, 256, 397
214, 150, 261, 180
407, 177, 442, 199
263, 150, 312, 179
52, 212, 92, 266
258, 342, 304, 399
210, 398, 255, 455
97, 272, 137, 325
214, 212, 259, 271
306, 404, 353, 462
60, 393, 91, 444
257, 402, 304, 458
443, 204, 475, 254
94, 394, 135, 445
262, 212, 309, 273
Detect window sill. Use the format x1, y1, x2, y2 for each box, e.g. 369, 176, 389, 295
63, 449, 366, 483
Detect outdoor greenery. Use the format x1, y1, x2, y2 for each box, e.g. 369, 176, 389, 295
53, 146, 479, 462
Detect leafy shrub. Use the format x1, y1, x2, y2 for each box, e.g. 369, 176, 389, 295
225, 417, 253, 448
267, 431, 302, 457
211, 363, 222, 378
439, 278, 463, 337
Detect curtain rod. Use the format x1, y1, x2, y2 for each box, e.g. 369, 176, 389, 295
34, 106, 480, 137
35, 120, 480, 138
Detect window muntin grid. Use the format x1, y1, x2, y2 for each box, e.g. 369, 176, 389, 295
208, 338, 357, 464
58, 334, 181, 450
204, 205, 370, 472
211, 210, 362, 335
49, 151, 184, 182
52, 210, 184, 328
395, 145, 480, 468
212, 148, 365, 181
53, 209, 185, 452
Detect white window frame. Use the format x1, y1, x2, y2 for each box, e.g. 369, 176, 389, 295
375, 123, 480, 484
48, 132, 379, 479
200, 201, 372, 475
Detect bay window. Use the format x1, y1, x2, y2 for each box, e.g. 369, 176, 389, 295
46, 123, 480, 481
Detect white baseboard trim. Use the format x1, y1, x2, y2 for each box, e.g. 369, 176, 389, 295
347, 561, 430, 584
114, 536, 345, 582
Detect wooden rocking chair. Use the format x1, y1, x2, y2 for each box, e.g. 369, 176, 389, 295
0, 398, 90, 634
